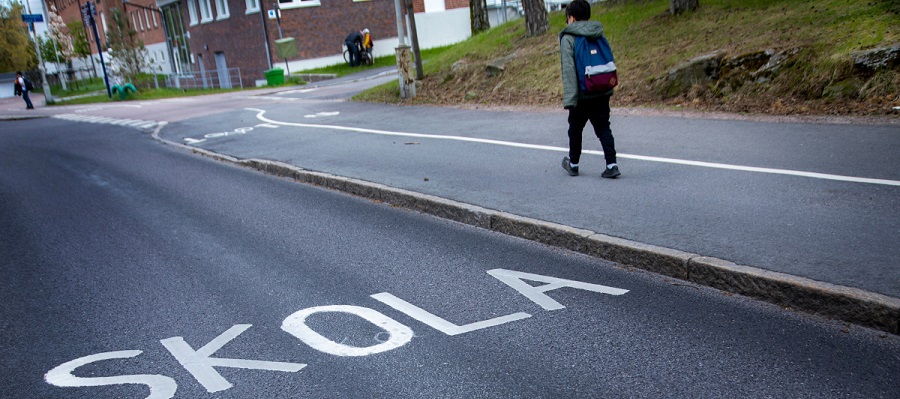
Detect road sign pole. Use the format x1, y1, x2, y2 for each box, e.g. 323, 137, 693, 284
84, 2, 111, 98
22, 1, 52, 104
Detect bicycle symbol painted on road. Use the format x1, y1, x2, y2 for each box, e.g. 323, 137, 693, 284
183, 126, 259, 144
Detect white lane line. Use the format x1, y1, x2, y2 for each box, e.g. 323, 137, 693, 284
246, 108, 900, 187
53, 114, 161, 131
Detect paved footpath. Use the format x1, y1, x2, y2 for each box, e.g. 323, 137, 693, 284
3, 71, 899, 333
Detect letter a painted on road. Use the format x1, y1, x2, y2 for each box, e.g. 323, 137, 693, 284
487, 269, 628, 311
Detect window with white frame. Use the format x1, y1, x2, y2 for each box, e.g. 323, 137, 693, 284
198, 0, 213, 23
245, 0, 260, 13
187, 0, 199, 25
152, 10, 157, 27
277, 0, 320, 11
144, 10, 151, 29
215, 0, 229, 19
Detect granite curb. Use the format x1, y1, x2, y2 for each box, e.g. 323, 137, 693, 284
151, 125, 900, 335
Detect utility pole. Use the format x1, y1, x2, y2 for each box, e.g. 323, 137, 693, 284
393, 0, 413, 98
23, 0, 52, 103
404, 0, 422, 80
259, 0, 273, 70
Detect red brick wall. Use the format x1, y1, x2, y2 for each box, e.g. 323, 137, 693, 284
413, 0, 468, 12
444, 0, 468, 10
50, 0, 166, 55
178, 0, 270, 81
185, 0, 398, 82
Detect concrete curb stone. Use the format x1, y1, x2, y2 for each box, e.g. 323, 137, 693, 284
151, 126, 900, 335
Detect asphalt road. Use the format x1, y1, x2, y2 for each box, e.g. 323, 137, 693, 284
1, 116, 899, 398
156, 89, 900, 299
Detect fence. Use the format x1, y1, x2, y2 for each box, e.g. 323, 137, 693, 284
164, 68, 243, 90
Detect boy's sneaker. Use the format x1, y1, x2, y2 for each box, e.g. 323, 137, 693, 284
562, 157, 579, 176
601, 165, 621, 179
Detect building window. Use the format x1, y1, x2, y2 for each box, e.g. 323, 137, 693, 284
144, 10, 151, 29
215, 0, 230, 20
187, 0, 199, 25
152, 10, 158, 27
277, 0, 320, 11
199, 0, 214, 22
245, 0, 260, 14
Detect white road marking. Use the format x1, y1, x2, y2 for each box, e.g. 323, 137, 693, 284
246, 108, 900, 187
160, 324, 306, 393
253, 96, 298, 101
281, 305, 414, 357
45, 350, 178, 399
279, 88, 318, 94
53, 114, 160, 131
370, 292, 531, 336
304, 111, 341, 118
255, 123, 279, 128
488, 269, 629, 311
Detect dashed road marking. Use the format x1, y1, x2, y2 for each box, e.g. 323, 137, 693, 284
53, 113, 162, 131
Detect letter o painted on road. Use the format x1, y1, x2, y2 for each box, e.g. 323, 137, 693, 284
281, 305, 413, 357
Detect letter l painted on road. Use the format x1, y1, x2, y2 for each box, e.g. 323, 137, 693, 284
160, 324, 306, 393
487, 269, 629, 310
371, 293, 531, 336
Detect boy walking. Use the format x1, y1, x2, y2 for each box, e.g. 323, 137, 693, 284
14, 71, 34, 110
559, 0, 619, 178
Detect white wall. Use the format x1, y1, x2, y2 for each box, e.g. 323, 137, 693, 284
145, 42, 174, 74
280, 8, 471, 73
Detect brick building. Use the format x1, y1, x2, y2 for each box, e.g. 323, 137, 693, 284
161, 0, 477, 84
46, 0, 475, 85
49, 0, 173, 75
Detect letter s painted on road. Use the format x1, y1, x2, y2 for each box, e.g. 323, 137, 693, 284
45, 350, 177, 399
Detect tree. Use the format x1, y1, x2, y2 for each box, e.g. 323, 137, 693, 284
670, 0, 699, 15
68, 21, 94, 76
46, 5, 74, 64
522, 0, 549, 36
470, 0, 489, 35
105, 8, 147, 84
0, 2, 36, 71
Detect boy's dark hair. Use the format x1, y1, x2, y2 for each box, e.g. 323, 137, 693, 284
566, 0, 591, 21
16, 71, 23, 76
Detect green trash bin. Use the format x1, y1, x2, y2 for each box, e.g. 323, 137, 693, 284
265, 68, 285, 86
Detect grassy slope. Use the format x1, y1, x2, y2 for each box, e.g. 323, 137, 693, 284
356, 0, 900, 115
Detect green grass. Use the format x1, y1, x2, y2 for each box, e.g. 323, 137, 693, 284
49, 86, 260, 105
49, 77, 107, 97
355, 0, 900, 114
292, 45, 456, 78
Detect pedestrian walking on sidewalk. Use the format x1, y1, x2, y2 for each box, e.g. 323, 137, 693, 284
14, 72, 35, 110
559, 0, 619, 178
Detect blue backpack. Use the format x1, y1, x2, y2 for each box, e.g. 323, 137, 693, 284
573, 35, 618, 94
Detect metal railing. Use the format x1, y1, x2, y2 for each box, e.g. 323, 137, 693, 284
164, 67, 243, 90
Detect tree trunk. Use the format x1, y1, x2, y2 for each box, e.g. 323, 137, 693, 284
470, 0, 490, 35
670, 0, 699, 15
522, 0, 549, 37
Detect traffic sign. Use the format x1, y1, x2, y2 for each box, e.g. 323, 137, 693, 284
21, 13, 43, 23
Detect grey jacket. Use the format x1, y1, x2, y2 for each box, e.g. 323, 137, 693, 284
559, 20, 613, 108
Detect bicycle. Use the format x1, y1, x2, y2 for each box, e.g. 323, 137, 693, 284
343, 44, 374, 67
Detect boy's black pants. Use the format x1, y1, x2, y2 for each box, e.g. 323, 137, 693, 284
567, 95, 616, 165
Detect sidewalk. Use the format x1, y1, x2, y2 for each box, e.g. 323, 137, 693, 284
8, 69, 897, 334
148, 73, 900, 335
